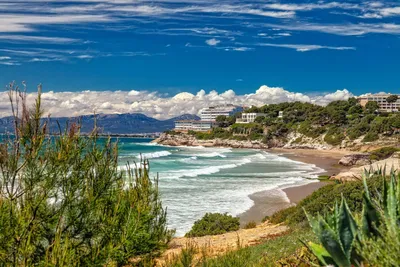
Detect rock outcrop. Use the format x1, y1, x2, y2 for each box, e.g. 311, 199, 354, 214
338, 153, 372, 166
155, 133, 269, 149
332, 154, 400, 181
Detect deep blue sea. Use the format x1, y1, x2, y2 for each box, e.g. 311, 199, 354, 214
115, 138, 323, 236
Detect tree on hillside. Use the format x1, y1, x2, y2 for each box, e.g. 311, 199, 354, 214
215, 115, 227, 127
348, 104, 363, 115
227, 115, 236, 125
386, 95, 399, 111
347, 97, 358, 106
0, 82, 172, 266
254, 116, 266, 124
365, 101, 379, 114
245, 106, 260, 113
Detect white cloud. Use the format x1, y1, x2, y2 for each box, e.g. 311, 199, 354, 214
0, 35, 80, 44
0, 85, 354, 119
380, 7, 400, 17
0, 61, 21, 66
262, 22, 400, 36
76, 55, 94, 59
205, 38, 220, 46
222, 46, 253, 52
0, 14, 111, 32
263, 2, 361, 12
257, 43, 355, 52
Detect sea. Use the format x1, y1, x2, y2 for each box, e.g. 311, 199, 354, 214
116, 137, 324, 236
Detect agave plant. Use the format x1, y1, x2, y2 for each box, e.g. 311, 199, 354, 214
305, 168, 400, 267
304, 197, 359, 267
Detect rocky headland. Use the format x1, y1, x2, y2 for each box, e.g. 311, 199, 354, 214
154, 133, 269, 149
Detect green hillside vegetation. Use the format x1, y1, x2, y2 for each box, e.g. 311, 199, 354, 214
183, 98, 400, 146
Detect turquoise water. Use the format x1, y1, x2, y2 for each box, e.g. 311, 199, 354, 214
116, 138, 323, 236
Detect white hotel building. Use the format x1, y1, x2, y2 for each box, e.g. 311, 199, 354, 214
236, 113, 267, 123
174, 120, 217, 132
174, 104, 243, 132
357, 93, 400, 112
200, 105, 244, 121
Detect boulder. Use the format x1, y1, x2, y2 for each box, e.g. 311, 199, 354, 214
391, 151, 400, 159
339, 153, 372, 166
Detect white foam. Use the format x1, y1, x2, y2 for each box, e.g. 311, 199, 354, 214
162, 156, 252, 180
179, 156, 198, 163
137, 150, 172, 159
196, 152, 226, 158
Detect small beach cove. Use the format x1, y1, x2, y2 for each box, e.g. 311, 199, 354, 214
239, 148, 350, 225
117, 137, 351, 237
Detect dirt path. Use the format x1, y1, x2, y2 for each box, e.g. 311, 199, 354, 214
160, 222, 288, 264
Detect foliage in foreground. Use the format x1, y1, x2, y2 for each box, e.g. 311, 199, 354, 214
185, 213, 240, 237
306, 169, 400, 266
0, 83, 172, 266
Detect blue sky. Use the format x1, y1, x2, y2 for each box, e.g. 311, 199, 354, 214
0, 0, 400, 118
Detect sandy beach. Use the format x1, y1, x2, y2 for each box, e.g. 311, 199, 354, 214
239, 148, 350, 225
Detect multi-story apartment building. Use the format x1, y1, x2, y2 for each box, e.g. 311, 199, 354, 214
174, 120, 217, 132
357, 93, 400, 112
200, 104, 243, 121
236, 113, 267, 123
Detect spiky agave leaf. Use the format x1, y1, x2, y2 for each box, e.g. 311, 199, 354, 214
361, 193, 381, 239
338, 197, 358, 261
386, 173, 398, 232
304, 209, 321, 236
360, 176, 381, 239
318, 218, 351, 267
304, 241, 336, 267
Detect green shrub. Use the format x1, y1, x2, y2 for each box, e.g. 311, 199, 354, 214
324, 127, 345, 146
347, 122, 370, 140
243, 221, 257, 229
298, 121, 326, 138
166, 130, 181, 135
186, 213, 240, 237
230, 135, 247, 141
0, 83, 172, 266
369, 146, 400, 161
293, 136, 303, 144
317, 175, 330, 180
248, 132, 263, 140
363, 130, 379, 142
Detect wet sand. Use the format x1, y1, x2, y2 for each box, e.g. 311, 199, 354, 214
270, 148, 351, 176
239, 149, 350, 225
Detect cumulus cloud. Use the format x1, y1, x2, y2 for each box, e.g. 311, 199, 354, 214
0, 85, 354, 119
205, 38, 220, 46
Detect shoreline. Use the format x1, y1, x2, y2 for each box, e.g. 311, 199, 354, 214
239, 148, 350, 225
154, 137, 351, 226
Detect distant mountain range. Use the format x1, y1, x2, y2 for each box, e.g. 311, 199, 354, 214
0, 113, 200, 134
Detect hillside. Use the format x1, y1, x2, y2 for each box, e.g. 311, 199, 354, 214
156, 99, 400, 151
0, 113, 199, 134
